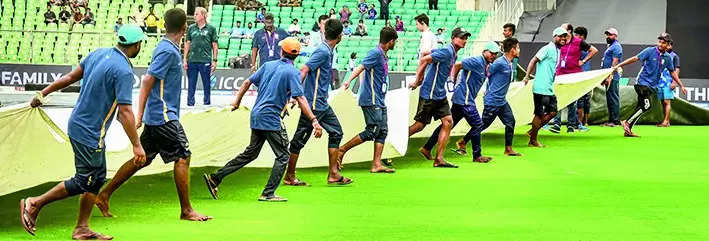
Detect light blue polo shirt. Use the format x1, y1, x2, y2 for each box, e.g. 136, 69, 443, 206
252, 28, 290, 67
249, 58, 305, 131
532, 41, 559, 95
68, 47, 135, 149
636, 47, 675, 88
452, 56, 488, 106
420, 44, 456, 100
484, 56, 514, 107
303, 43, 333, 111
358, 47, 389, 108
602, 40, 623, 80
143, 38, 183, 126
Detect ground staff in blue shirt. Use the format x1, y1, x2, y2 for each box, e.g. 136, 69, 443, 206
250, 13, 289, 72
94, 9, 212, 222
657, 42, 680, 127
284, 19, 353, 186
426, 41, 500, 164
613, 33, 687, 137
205, 38, 323, 202
480, 38, 523, 156
408, 27, 471, 168
601, 28, 623, 126
338, 27, 398, 174
22, 24, 146, 240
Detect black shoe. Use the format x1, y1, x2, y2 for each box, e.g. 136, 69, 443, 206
203, 174, 219, 200
567, 127, 576, 133
381, 159, 393, 167
549, 124, 561, 133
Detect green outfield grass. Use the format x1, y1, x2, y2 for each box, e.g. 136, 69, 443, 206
1, 125, 708, 241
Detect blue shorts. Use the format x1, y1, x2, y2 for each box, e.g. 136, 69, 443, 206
65, 138, 107, 195
657, 86, 674, 100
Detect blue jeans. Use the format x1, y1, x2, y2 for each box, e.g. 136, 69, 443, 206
424, 104, 483, 158
606, 77, 620, 124
552, 101, 578, 127
187, 62, 212, 106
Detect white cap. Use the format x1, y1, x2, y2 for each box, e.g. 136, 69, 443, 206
604, 28, 619, 36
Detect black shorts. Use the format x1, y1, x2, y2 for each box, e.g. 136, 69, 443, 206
533, 93, 558, 116
141, 120, 192, 164
414, 97, 451, 124
65, 138, 107, 195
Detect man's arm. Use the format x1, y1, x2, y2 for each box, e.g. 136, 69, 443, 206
117, 104, 146, 165
603, 56, 622, 85
231, 79, 252, 110
409, 54, 433, 89
135, 74, 156, 128
581, 45, 599, 65
211, 42, 218, 74
294, 96, 323, 138
299, 65, 310, 84
31, 65, 84, 107
343, 65, 365, 89
250, 47, 258, 73
523, 57, 539, 84
183, 40, 191, 70
670, 69, 687, 95
614, 56, 638, 70
451, 62, 463, 84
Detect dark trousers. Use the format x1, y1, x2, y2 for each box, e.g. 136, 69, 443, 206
627, 85, 655, 129
424, 104, 483, 158
606, 77, 620, 124
187, 62, 212, 106
429, 0, 438, 10
289, 106, 343, 154
470, 103, 515, 146
212, 128, 289, 197
552, 101, 578, 127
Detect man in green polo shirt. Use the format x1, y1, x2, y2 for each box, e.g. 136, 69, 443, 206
183, 7, 218, 106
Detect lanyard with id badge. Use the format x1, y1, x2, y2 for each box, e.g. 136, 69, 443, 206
265, 31, 278, 57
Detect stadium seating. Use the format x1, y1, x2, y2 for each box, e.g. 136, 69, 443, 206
1, 0, 486, 70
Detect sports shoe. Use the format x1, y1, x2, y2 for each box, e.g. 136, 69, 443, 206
549, 124, 561, 133
567, 127, 576, 133
577, 124, 590, 132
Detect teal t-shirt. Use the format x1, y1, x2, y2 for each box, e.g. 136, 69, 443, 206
532, 42, 559, 95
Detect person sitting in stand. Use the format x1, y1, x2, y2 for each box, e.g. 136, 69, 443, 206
59, 6, 71, 23
288, 18, 301, 35
44, 7, 58, 24
394, 16, 404, 32
367, 4, 377, 20
343, 21, 353, 36
354, 19, 368, 36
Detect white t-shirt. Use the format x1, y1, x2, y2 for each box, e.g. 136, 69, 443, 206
419, 29, 437, 58
288, 23, 301, 33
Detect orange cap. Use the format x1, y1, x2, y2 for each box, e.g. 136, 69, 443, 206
279, 37, 301, 55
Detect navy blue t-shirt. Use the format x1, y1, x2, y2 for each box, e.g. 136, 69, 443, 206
249, 58, 305, 131
252, 28, 290, 67
452, 56, 488, 106
144, 38, 183, 126
420, 44, 456, 100
303, 43, 333, 111
484, 56, 514, 107
68, 48, 135, 149
636, 47, 675, 87
602, 40, 623, 80
358, 47, 389, 108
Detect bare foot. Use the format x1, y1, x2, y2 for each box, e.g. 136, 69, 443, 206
473, 156, 492, 163
456, 139, 466, 150
528, 141, 544, 148
72, 226, 113, 240
370, 166, 395, 173
504, 151, 522, 156
180, 210, 212, 221
419, 147, 433, 160
94, 195, 114, 217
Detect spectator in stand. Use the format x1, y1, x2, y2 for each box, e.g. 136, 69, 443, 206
81, 8, 95, 25
357, 0, 368, 20
340, 6, 351, 23
343, 21, 353, 36
302, 31, 311, 46
288, 18, 301, 35
68, 7, 83, 30
59, 6, 71, 23
244, 22, 255, 38
368, 4, 377, 20
256, 7, 266, 23
394, 16, 404, 32
435, 28, 444, 44
329, 8, 337, 19
131, 5, 147, 31
428, 0, 438, 10
348, 52, 357, 72
145, 7, 159, 33
44, 7, 58, 24
230, 21, 245, 38
114, 17, 123, 33
354, 19, 368, 36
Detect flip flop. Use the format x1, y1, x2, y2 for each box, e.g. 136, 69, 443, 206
327, 176, 353, 185
20, 198, 35, 236
258, 195, 288, 202
450, 148, 467, 155
202, 174, 219, 200
381, 159, 393, 167
433, 161, 459, 168
72, 231, 114, 240
505, 152, 523, 156
370, 167, 395, 173
283, 178, 309, 186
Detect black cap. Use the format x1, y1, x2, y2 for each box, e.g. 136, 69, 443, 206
452, 27, 471, 39
658, 32, 673, 44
